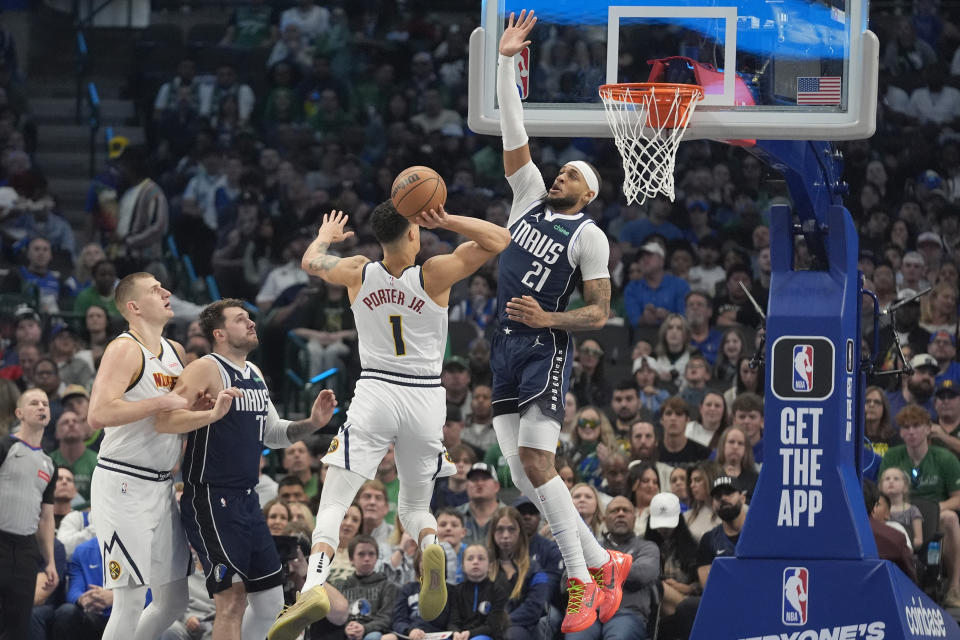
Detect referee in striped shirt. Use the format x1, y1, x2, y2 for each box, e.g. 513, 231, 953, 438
0, 388, 59, 639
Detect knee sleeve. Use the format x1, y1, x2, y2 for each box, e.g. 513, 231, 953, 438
398, 482, 437, 540
134, 578, 189, 640
102, 585, 149, 640
242, 586, 284, 640
312, 466, 367, 548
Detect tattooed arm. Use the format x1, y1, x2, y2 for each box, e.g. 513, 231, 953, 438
301, 210, 368, 291
505, 278, 611, 332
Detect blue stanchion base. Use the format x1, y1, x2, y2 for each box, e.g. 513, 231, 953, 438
691, 558, 960, 640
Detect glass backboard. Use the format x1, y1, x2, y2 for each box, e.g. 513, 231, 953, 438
467, 0, 878, 140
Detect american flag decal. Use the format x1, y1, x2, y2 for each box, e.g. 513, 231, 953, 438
797, 77, 841, 105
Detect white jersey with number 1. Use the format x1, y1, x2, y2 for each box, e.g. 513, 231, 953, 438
323, 260, 455, 482
351, 262, 447, 377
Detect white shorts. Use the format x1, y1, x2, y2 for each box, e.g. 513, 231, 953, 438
323, 376, 456, 486
90, 464, 191, 589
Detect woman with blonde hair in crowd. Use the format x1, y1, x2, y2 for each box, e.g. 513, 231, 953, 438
654, 313, 696, 383
684, 461, 722, 542
864, 385, 902, 458
73, 242, 107, 290
571, 482, 604, 538
263, 498, 293, 536
920, 281, 958, 335
487, 507, 551, 640
715, 426, 759, 501
627, 461, 661, 534
567, 405, 618, 488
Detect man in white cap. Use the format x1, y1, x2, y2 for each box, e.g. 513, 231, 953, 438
624, 241, 692, 328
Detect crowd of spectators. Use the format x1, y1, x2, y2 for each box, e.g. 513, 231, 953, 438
2, 0, 960, 637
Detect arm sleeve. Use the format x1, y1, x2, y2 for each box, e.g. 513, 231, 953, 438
506, 161, 547, 228
497, 53, 528, 152
254, 365, 293, 449
42, 465, 58, 505
569, 223, 610, 281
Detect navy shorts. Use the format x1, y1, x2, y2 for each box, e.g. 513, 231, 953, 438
180, 484, 282, 597
490, 328, 574, 424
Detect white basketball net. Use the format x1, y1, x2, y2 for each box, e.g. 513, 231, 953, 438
600, 84, 703, 204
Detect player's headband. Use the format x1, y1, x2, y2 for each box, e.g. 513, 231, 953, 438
565, 161, 599, 204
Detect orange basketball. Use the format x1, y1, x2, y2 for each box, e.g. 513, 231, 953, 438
390, 166, 447, 219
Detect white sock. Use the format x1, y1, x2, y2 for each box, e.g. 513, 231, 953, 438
577, 517, 610, 569
302, 551, 332, 592
420, 533, 439, 552
536, 476, 590, 582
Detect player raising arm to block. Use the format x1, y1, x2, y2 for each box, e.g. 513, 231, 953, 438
491, 10, 633, 635
87, 273, 203, 640
155, 300, 339, 640
268, 204, 510, 640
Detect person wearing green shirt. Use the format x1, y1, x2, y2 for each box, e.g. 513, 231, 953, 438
72, 259, 120, 318
48, 410, 98, 509
879, 404, 960, 607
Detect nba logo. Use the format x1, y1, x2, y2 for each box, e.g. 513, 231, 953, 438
782, 567, 809, 625
792, 345, 814, 392
516, 48, 530, 99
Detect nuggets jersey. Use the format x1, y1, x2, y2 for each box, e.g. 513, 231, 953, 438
497, 202, 599, 333
182, 354, 270, 489
351, 262, 447, 376
96, 333, 184, 472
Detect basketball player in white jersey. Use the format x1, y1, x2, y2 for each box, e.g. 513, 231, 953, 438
88, 272, 218, 640
268, 205, 510, 640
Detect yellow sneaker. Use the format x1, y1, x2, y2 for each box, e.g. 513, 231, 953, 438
418, 543, 447, 621
267, 585, 331, 640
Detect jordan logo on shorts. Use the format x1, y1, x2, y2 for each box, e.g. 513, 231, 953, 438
532, 335, 544, 348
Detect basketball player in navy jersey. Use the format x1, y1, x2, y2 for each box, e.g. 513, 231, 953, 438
155, 298, 338, 640
268, 205, 510, 640
492, 10, 632, 634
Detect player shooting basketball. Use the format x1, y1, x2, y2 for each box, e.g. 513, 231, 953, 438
268, 206, 510, 640
490, 10, 632, 633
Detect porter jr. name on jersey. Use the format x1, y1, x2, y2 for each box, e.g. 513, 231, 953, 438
360, 288, 427, 314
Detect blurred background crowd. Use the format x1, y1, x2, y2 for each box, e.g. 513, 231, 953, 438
2, 0, 960, 637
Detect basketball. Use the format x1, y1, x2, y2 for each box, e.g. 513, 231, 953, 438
390, 166, 447, 219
